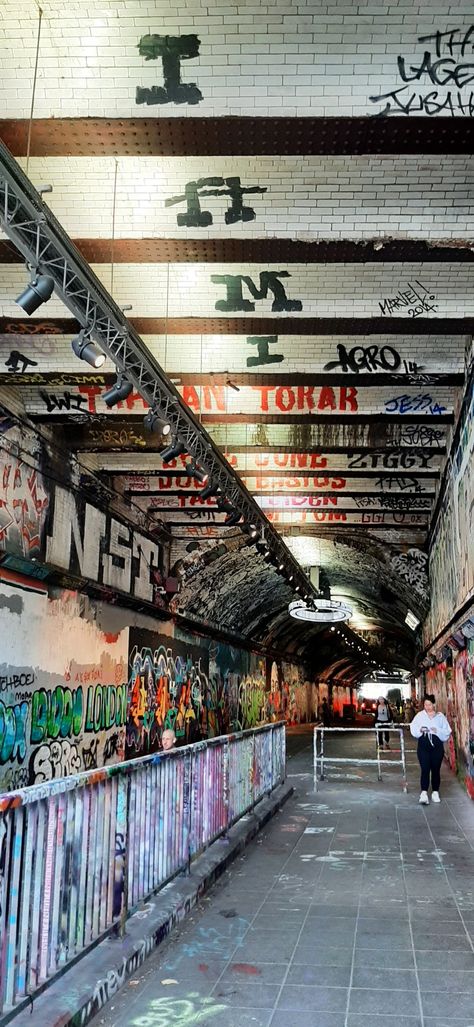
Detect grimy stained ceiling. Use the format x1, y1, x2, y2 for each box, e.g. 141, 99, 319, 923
0, 0, 473, 680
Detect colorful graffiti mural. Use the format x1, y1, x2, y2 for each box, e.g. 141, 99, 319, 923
126, 629, 318, 759
0, 432, 49, 559
0, 588, 128, 790
453, 643, 474, 797
127, 629, 273, 756
0, 673, 128, 789
428, 376, 474, 641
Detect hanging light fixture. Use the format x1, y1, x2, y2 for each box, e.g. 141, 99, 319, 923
185, 460, 209, 484
16, 272, 55, 314
242, 523, 259, 539
144, 409, 171, 435
103, 373, 133, 407
161, 439, 186, 463
71, 329, 106, 369
224, 510, 242, 527
199, 480, 221, 500
289, 598, 353, 623
217, 497, 236, 515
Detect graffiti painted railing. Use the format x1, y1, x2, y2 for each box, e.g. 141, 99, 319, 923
0, 722, 285, 1017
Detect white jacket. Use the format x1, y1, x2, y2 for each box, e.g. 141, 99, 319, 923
410, 710, 452, 742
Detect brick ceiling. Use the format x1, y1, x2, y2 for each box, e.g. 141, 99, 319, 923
1, 0, 472, 676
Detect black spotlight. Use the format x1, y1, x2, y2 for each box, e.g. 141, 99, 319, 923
199, 480, 221, 500
243, 523, 258, 539
217, 497, 235, 515
103, 374, 133, 408
144, 409, 171, 435
185, 461, 209, 485
224, 510, 242, 527
161, 439, 186, 463
71, 330, 106, 369
16, 274, 55, 315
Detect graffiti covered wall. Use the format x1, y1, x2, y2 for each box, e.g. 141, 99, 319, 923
424, 645, 474, 797
127, 627, 316, 758
0, 419, 166, 609
427, 375, 474, 643
0, 582, 128, 790
452, 643, 474, 798
0, 425, 49, 560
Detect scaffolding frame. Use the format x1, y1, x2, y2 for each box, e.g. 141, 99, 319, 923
313, 726, 408, 792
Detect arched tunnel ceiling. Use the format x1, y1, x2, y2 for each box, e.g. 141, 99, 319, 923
0, 0, 472, 678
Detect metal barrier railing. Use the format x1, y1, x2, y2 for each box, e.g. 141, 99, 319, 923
313, 726, 407, 792
0, 722, 285, 1017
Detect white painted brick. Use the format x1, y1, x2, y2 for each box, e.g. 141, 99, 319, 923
16, 155, 473, 242
0, 0, 473, 117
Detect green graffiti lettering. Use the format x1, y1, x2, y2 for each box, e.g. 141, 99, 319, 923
116, 685, 127, 727
0, 701, 28, 764
108, 686, 116, 728
60, 688, 73, 738
31, 689, 48, 744
47, 686, 64, 740
94, 685, 103, 733
85, 686, 95, 731
72, 688, 83, 736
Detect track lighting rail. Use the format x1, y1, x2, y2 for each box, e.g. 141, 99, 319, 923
0, 139, 315, 597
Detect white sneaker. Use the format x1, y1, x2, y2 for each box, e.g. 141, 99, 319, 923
431, 791, 441, 803
419, 791, 429, 804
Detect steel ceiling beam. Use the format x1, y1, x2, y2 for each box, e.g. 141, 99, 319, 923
0, 139, 313, 597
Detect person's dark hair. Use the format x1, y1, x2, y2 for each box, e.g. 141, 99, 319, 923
423, 693, 436, 704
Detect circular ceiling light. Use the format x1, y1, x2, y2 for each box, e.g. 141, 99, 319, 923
288, 598, 353, 622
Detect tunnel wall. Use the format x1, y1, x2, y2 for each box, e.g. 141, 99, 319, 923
126, 625, 319, 758
0, 574, 322, 789
0, 579, 129, 791
424, 645, 474, 799
426, 373, 474, 645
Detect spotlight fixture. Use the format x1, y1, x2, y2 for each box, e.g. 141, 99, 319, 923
16, 273, 55, 314
161, 439, 186, 463
71, 329, 106, 369
224, 510, 242, 527
103, 373, 133, 408
217, 497, 236, 515
185, 461, 209, 484
143, 409, 171, 435
199, 480, 221, 500
243, 523, 258, 539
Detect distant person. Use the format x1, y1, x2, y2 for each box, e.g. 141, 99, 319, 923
321, 698, 331, 727
374, 697, 393, 750
410, 693, 452, 804
405, 699, 416, 723
162, 728, 177, 751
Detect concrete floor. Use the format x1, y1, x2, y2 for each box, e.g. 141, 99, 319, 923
91, 726, 474, 1027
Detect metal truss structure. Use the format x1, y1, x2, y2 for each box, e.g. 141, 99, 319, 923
0, 139, 315, 597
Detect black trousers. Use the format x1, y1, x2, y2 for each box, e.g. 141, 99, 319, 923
375, 721, 392, 745
417, 735, 444, 792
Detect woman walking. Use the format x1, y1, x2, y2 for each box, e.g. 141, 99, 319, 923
374, 696, 393, 750
410, 694, 452, 804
